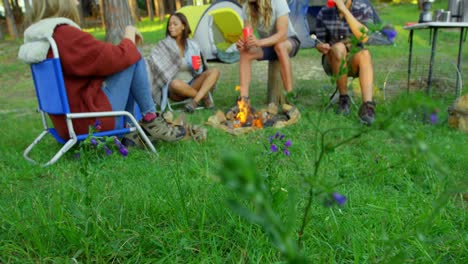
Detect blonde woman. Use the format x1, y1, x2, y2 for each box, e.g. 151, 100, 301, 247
18, 0, 185, 145
232, 0, 300, 111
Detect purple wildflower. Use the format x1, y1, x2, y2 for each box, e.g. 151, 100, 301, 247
104, 146, 112, 156
283, 149, 290, 156
275, 132, 280, 138
270, 144, 278, 152
430, 112, 438, 124
114, 137, 123, 148
94, 120, 102, 131
90, 138, 98, 146
119, 147, 128, 157
382, 28, 397, 42
279, 134, 285, 140
332, 192, 347, 206
74, 153, 81, 159
268, 135, 274, 143
284, 139, 292, 147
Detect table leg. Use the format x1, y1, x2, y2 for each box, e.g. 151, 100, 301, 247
407, 30, 414, 94
427, 28, 438, 95
455, 27, 465, 97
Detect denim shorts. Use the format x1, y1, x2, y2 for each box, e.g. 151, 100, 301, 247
259, 36, 301, 61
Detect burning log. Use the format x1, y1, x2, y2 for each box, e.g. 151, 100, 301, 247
206, 103, 300, 135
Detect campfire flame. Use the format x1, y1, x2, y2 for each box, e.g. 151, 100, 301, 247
233, 96, 263, 129
234, 98, 248, 127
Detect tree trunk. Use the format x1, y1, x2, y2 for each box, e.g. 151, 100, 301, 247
99, 0, 106, 28
146, 0, 154, 21
175, 0, 182, 10
78, 2, 86, 27
0, 25, 4, 40
128, 0, 141, 22
102, 0, 134, 44
167, 0, 176, 14
10, 0, 22, 20
22, 0, 33, 28
153, 0, 159, 21
154, 0, 165, 21
3, 0, 19, 40
267, 61, 287, 106
24, 0, 32, 16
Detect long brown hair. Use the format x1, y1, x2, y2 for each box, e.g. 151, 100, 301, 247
244, 0, 272, 28
166, 13, 192, 45
29, 0, 80, 24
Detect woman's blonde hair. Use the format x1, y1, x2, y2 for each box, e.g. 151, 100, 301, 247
244, 0, 272, 29
29, 0, 80, 24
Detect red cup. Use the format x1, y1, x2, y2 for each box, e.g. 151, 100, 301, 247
242, 27, 253, 40
327, 0, 335, 8
191, 55, 201, 71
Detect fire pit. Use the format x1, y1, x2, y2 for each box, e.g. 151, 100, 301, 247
206, 101, 301, 135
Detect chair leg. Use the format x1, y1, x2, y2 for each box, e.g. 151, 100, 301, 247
208, 92, 214, 107
23, 130, 49, 164
44, 138, 77, 166
124, 113, 157, 154
24, 130, 78, 166
167, 100, 174, 112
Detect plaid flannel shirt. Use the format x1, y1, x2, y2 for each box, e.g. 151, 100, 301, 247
315, 0, 374, 46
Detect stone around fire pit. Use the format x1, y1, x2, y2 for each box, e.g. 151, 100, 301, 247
206, 103, 301, 135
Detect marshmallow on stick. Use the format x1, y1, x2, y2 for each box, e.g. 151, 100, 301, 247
310, 34, 324, 44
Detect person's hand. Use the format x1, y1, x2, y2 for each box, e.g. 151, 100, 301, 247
124, 25, 139, 44
245, 34, 260, 49
135, 28, 144, 46
316, 43, 331, 54
236, 38, 246, 51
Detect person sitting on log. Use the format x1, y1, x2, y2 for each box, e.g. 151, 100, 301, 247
229, 0, 301, 113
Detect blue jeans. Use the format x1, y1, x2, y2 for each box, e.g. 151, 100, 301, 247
102, 58, 155, 128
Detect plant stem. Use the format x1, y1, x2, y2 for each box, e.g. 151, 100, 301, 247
297, 188, 314, 247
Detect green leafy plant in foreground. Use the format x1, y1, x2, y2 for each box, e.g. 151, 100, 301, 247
63, 120, 131, 259
217, 23, 458, 262
217, 93, 459, 262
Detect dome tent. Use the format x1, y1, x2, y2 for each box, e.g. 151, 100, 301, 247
178, 0, 243, 62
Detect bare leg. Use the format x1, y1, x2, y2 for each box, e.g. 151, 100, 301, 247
191, 68, 220, 103
350, 49, 373, 102
274, 39, 293, 92
169, 80, 197, 99
239, 48, 263, 97
326, 42, 349, 95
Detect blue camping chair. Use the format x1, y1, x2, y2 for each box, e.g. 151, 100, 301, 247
24, 37, 156, 166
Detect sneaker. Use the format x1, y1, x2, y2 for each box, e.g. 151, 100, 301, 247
337, 94, 351, 115
184, 99, 198, 113
140, 115, 186, 142
358, 101, 376, 125
203, 95, 215, 109
121, 131, 146, 148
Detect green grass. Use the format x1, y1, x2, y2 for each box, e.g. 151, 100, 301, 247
1, 3, 467, 263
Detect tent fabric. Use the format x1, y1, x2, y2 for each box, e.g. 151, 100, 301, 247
209, 7, 243, 43
178, 5, 210, 38
289, 0, 316, 48
178, 0, 243, 62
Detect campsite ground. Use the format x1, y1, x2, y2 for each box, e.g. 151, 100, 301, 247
0, 2, 467, 263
